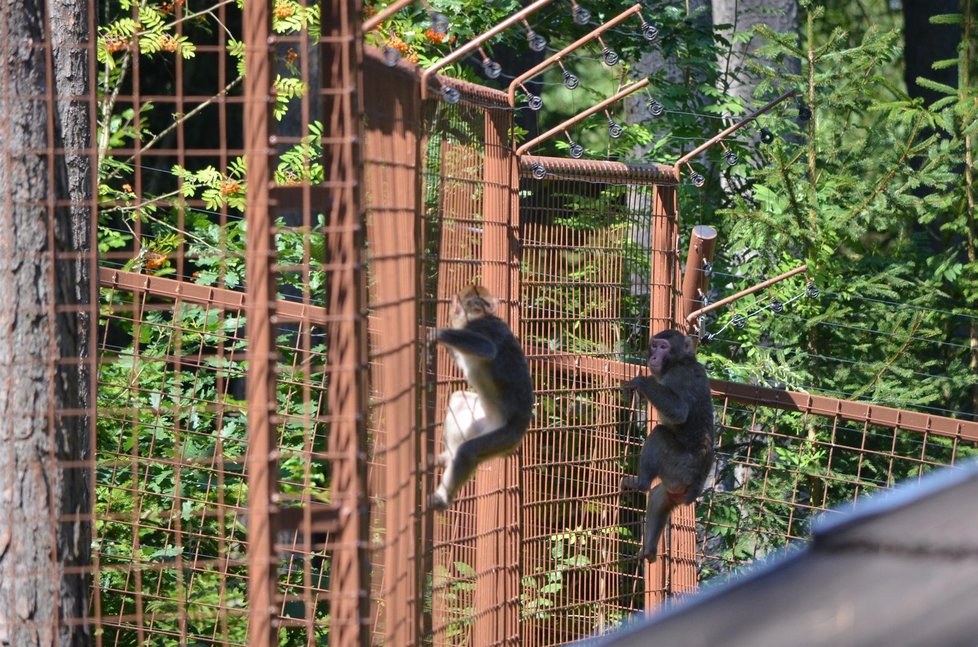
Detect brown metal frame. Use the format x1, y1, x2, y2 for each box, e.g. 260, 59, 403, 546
515, 79, 651, 156
419, 0, 555, 99
243, 0, 277, 639
505, 4, 644, 107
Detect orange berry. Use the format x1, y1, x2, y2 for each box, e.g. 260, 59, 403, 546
274, 0, 295, 19
143, 252, 167, 270
424, 28, 445, 43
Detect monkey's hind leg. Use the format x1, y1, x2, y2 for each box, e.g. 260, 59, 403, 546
431, 420, 523, 511
621, 429, 661, 492
430, 437, 485, 511
431, 392, 484, 509
640, 484, 673, 563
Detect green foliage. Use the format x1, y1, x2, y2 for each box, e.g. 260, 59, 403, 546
94, 0, 331, 640
92, 0, 978, 638
694, 0, 977, 581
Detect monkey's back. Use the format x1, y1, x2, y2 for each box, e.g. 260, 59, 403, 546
659, 360, 715, 502
462, 316, 534, 425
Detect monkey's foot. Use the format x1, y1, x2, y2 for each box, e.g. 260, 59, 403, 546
429, 490, 451, 511
640, 547, 658, 563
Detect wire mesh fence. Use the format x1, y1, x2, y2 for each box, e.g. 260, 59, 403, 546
5, 0, 978, 645
518, 159, 680, 643
700, 382, 978, 581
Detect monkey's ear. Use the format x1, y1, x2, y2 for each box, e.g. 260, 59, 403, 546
485, 293, 499, 315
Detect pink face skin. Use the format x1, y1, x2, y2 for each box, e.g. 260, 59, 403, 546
647, 337, 672, 377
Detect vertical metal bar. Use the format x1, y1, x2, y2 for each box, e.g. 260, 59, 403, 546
417, 98, 437, 646
649, 181, 679, 337
243, 0, 277, 638
681, 225, 717, 337
323, 0, 370, 645
474, 105, 521, 645
363, 53, 422, 645
644, 177, 679, 610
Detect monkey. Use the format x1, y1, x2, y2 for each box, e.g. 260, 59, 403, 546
429, 284, 534, 510
622, 329, 715, 562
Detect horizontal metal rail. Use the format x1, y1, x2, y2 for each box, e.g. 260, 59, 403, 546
536, 349, 978, 440
98, 267, 331, 326
97, 274, 978, 442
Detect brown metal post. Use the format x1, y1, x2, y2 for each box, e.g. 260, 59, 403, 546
323, 0, 370, 645
472, 105, 521, 646
645, 174, 701, 608
649, 180, 679, 337
363, 52, 423, 645
243, 0, 277, 640
681, 225, 717, 336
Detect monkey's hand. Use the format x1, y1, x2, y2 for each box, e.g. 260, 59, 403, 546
620, 475, 644, 492
623, 375, 656, 396
623, 376, 644, 392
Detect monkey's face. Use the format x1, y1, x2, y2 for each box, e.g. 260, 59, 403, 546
648, 338, 672, 377
449, 286, 495, 328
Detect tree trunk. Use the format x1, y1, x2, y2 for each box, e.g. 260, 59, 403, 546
0, 0, 94, 644
902, 0, 960, 107
713, 0, 799, 103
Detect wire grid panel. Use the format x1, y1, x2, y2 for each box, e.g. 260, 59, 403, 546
94, 274, 336, 644
94, 0, 249, 639
699, 385, 978, 581
419, 82, 525, 646
95, 279, 251, 644
518, 159, 680, 645
91, 0, 362, 639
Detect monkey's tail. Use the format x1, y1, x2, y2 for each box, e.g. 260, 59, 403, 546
641, 484, 674, 563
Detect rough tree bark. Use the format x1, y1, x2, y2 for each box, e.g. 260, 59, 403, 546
713, 0, 799, 103
0, 0, 94, 644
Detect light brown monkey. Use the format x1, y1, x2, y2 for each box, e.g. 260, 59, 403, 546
430, 285, 534, 510
622, 329, 715, 561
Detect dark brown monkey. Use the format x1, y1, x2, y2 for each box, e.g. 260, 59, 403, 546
622, 329, 715, 561
430, 285, 534, 510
